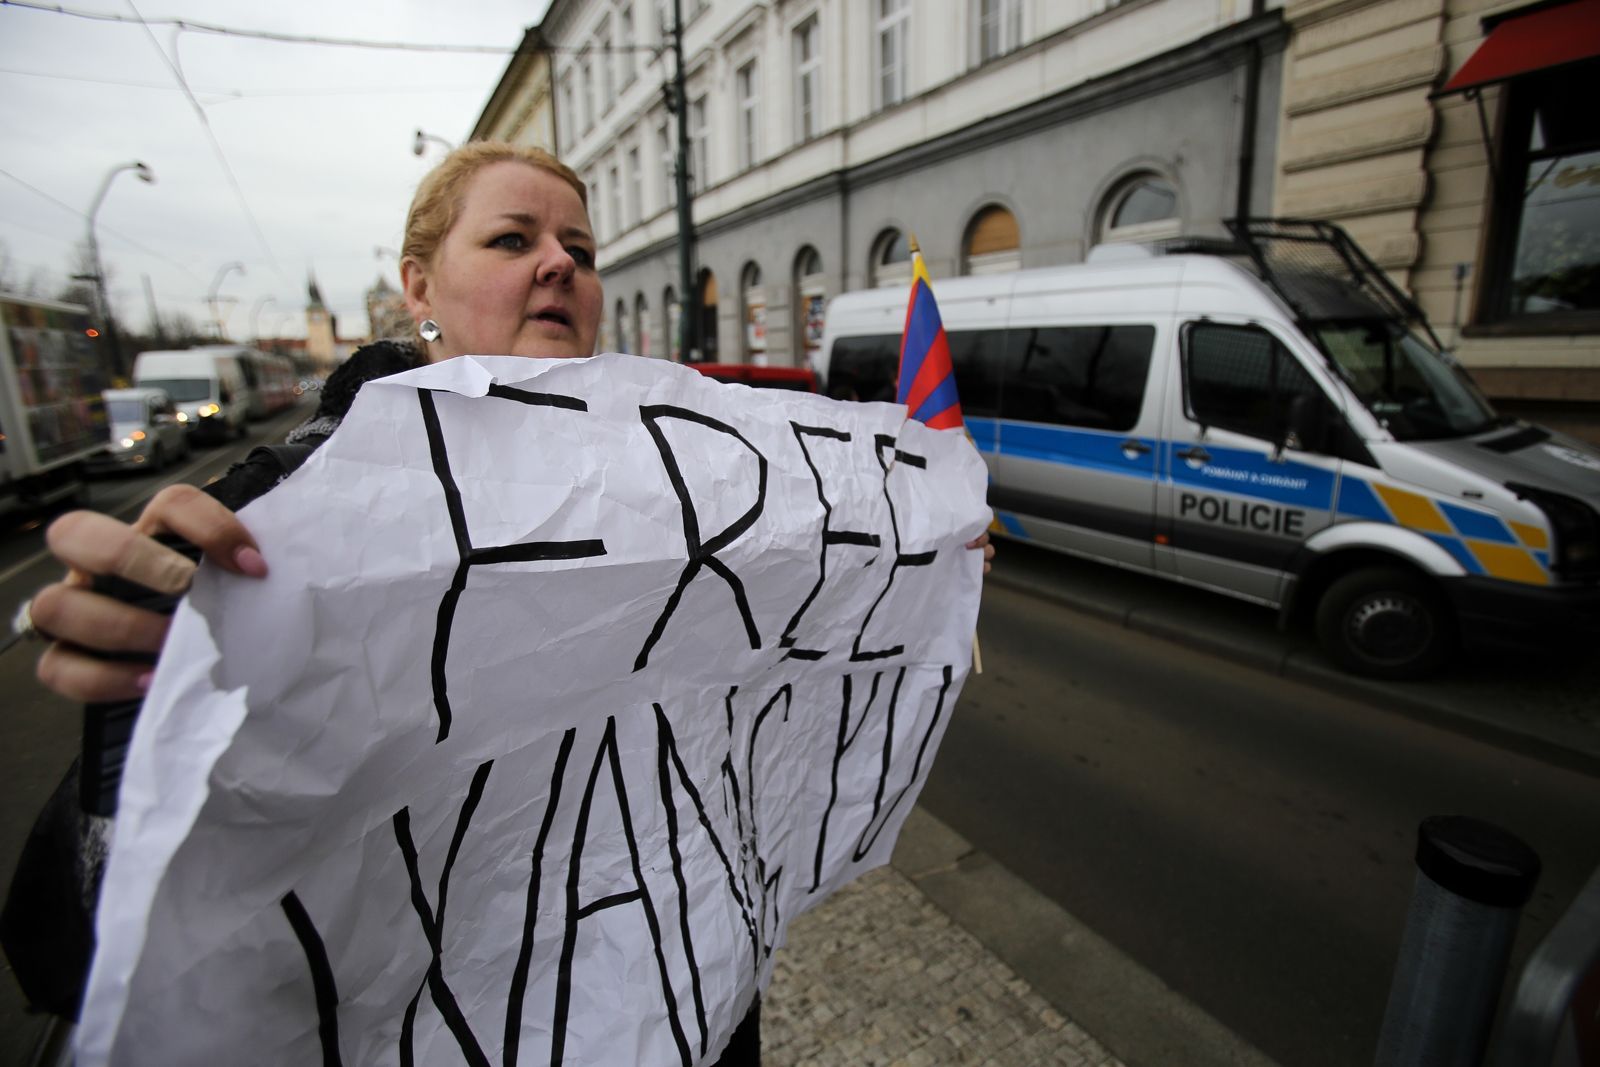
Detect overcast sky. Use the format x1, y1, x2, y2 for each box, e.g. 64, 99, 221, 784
1, 0, 553, 342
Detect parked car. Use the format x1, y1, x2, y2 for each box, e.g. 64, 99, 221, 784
87, 387, 191, 474
688, 363, 819, 391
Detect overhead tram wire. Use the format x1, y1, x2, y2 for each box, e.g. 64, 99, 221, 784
0, 66, 487, 98
0, 1, 664, 59
124, 0, 288, 288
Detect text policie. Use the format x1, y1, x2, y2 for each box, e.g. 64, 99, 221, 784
1180, 490, 1306, 537
81, 355, 989, 1067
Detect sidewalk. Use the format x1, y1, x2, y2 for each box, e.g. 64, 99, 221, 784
762, 808, 1278, 1067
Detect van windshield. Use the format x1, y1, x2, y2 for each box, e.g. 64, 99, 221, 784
107, 400, 147, 422
1311, 322, 1501, 441
138, 378, 212, 403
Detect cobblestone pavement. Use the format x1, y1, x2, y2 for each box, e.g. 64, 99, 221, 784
762, 866, 1124, 1067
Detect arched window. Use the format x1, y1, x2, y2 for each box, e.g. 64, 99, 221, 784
698, 268, 719, 362
1100, 174, 1181, 243
614, 298, 630, 354
663, 285, 680, 362
634, 292, 649, 357
870, 228, 912, 289
793, 246, 826, 369
962, 204, 1021, 275
740, 261, 767, 362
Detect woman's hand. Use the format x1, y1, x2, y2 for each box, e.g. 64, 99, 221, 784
30, 485, 268, 704
966, 530, 995, 575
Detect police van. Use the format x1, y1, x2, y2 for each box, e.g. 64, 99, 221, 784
818, 219, 1600, 679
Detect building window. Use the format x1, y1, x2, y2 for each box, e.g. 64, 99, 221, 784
658, 118, 676, 209
607, 160, 622, 239
1100, 173, 1180, 243
876, 0, 909, 110
656, 0, 671, 40
690, 94, 709, 192
635, 292, 649, 356
793, 15, 821, 143
1483, 62, 1600, 326
699, 267, 720, 361
597, 19, 614, 112
736, 61, 760, 171
587, 169, 603, 238
794, 245, 826, 369
559, 73, 576, 149
741, 261, 767, 362
626, 144, 642, 227
619, 5, 637, 87
870, 228, 912, 288
962, 204, 1021, 275
615, 298, 630, 355
581, 60, 595, 132
972, 0, 1022, 65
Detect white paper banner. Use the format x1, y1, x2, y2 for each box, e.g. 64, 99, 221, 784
80, 354, 990, 1066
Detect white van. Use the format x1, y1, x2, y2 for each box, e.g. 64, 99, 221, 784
818, 219, 1600, 679
132, 347, 249, 443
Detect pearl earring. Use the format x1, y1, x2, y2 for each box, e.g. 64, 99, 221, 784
419, 319, 442, 343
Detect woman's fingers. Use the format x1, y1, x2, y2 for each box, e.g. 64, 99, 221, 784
965, 531, 996, 575
28, 582, 171, 655
35, 642, 151, 705
132, 484, 267, 578
47, 509, 198, 594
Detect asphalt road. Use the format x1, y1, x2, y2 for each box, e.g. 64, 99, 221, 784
0, 401, 312, 1066
919, 558, 1600, 1067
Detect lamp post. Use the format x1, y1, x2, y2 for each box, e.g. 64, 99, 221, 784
86, 161, 155, 380
413, 129, 454, 157
207, 262, 246, 340
249, 295, 277, 344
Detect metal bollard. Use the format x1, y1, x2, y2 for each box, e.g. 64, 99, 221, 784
1374, 816, 1542, 1067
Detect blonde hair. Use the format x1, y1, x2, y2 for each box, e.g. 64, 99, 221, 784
401, 142, 588, 272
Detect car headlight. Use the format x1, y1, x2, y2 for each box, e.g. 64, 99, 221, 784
1509, 483, 1600, 581
119, 437, 136, 449
176, 411, 189, 423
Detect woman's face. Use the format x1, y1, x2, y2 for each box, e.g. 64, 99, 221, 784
404, 161, 601, 362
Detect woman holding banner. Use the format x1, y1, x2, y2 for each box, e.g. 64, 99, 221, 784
12, 140, 991, 1062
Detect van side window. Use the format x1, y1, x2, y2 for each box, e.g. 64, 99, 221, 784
947, 330, 1002, 418
1185, 323, 1327, 443
998, 326, 1154, 431
825, 334, 899, 402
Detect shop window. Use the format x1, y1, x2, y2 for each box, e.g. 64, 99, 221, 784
870, 228, 912, 289
1482, 62, 1600, 327
614, 298, 630, 355
962, 204, 1021, 275
794, 246, 826, 369
1100, 174, 1180, 243
741, 261, 767, 362
634, 292, 649, 357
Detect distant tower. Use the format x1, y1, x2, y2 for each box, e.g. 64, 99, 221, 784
305, 272, 339, 372
365, 274, 411, 341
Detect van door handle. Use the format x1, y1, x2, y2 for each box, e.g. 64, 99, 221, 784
1176, 445, 1211, 463
1119, 439, 1151, 458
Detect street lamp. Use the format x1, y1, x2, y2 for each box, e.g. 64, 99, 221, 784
249, 295, 277, 344
206, 261, 246, 340
85, 161, 156, 379
413, 129, 454, 157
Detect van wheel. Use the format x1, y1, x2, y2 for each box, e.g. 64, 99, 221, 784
1314, 567, 1454, 680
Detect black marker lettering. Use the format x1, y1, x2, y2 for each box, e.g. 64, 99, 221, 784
780, 423, 882, 661
853, 664, 954, 861
420, 389, 607, 743
281, 892, 343, 1067
852, 436, 936, 662
809, 672, 885, 892
636, 406, 769, 671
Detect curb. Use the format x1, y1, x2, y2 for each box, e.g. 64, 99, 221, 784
891, 808, 1282, 1067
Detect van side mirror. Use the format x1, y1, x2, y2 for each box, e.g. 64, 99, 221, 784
1281, 393, 1325, 453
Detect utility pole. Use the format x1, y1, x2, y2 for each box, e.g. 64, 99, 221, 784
670, 0, 700, 362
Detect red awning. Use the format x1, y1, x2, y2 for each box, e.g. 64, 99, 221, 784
1436, 0, 1600, 95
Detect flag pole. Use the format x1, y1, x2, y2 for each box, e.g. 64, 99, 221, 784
904, 233, 984, 675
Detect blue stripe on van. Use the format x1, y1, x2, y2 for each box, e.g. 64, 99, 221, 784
996, 511, 1029, 538
1335, 477, 1390, 522
1438, 501, 1515, 544
1425, 532, 1485, 574
966, 416, 1000, 454
1164, 444, 1336, 508
998, 423, 1158, 476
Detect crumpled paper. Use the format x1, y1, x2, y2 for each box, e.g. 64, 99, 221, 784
80, 353, 991, 1066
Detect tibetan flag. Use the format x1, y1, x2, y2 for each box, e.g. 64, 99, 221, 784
896, 242, 963, 430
